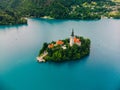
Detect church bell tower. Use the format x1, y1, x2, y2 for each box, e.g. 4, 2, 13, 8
70, 29, 74, 46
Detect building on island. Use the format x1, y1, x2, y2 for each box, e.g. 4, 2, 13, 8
56, 40, 64, 45
48, 40, 64, 49
70, 29, 74, 46
48, 43, 54, 48
74, 37, 81, 46
70, 29, 81, 46
48, 29, 81, 49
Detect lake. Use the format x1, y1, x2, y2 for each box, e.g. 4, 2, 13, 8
0, 18, 120, 90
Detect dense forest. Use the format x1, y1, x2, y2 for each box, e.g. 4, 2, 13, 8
0, 0, 120, 25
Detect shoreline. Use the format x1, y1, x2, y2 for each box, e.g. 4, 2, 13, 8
0, 16, 120, 26
36, 57, 46, 62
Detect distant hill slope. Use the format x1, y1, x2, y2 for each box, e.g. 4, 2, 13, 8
0, 0, 120, 25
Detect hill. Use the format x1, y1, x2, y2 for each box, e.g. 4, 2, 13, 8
0, 0, 120, 25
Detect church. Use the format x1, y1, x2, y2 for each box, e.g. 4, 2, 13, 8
70, 29, 81, 46
48, 29, 81, 49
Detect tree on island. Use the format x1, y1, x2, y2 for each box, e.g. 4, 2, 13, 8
38, 30, 91, 62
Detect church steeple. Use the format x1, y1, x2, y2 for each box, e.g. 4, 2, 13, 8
71, 29, 74, 37
70, 29, 74, 46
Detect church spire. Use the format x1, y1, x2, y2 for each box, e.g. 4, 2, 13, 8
71, 29, 74, 37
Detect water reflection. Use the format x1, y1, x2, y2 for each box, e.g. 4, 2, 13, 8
0, 24, 28, 30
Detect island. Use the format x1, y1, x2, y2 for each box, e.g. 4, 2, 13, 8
37, 30, 91, 62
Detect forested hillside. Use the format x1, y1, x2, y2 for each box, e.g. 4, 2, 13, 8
0, 0, 120, 25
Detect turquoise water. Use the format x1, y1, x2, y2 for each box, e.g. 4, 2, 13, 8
0, 18, 120, 90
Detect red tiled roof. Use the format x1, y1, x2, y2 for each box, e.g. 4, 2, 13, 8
48, 44, 54, 48
56, 40, 64, 45
74, 37, 80, 43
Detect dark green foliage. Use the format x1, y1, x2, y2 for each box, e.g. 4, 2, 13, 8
39, 36, 91, 62
0, 10, 27, 25
0, 0, 120, 25
39, 42, 48, 55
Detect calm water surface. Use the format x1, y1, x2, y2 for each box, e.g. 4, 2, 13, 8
0, 18, 120, 90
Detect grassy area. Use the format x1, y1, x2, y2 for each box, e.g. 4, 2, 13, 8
112, 0, 120, 2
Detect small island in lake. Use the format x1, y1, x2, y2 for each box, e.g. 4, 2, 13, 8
37, 30, 91, 62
